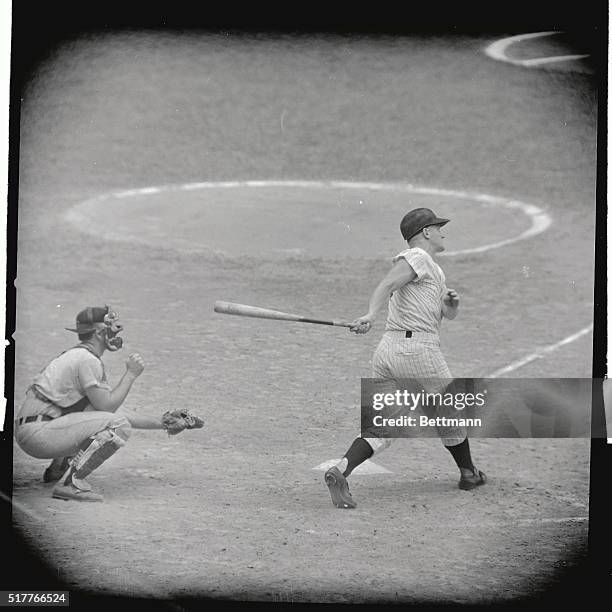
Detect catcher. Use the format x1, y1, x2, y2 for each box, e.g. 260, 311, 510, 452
14, 305, 204, 502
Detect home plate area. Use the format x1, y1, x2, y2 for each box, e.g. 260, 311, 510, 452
313, 458, 392, 474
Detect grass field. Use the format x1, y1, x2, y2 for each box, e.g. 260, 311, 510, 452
11, 30, 598, 604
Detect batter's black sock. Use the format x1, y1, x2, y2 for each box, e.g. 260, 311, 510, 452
445, 438, 476, 472
341, 438, 374, 477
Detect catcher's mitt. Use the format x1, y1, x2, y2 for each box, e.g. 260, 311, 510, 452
161, 409, 205, 436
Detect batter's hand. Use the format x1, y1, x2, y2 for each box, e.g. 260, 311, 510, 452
126, 352, 145, 377
443, 289, 460, 307
350, 315, 374, 334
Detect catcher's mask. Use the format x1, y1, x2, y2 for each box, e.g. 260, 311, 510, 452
66, 305, 124, 351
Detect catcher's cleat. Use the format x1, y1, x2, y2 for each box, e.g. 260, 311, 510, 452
43, 456, 72, 483
52, 483, 103, 502
325, 466, 357, 509
459, 468, 487, 491
70, 474, 93, 492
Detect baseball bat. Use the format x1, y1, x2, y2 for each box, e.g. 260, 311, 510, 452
213, 301, 353, 328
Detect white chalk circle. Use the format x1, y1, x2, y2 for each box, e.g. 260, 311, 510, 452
64, 180, 552, 259
484, 32, 590, 68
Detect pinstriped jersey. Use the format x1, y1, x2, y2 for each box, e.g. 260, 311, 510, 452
385, 247, 447, 334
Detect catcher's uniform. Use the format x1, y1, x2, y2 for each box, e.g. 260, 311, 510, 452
15, 305, 205, 502
365, 246, 465, 453
14, 345, 131, 460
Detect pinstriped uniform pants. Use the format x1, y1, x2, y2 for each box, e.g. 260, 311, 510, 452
363, 330, 466, 453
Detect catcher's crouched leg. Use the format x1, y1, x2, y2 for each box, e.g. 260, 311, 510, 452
53, 416, 131, 502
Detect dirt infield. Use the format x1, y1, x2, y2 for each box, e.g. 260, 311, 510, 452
10, 31, 597, 604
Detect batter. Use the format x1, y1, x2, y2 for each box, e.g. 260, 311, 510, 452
325, 208, 486, 509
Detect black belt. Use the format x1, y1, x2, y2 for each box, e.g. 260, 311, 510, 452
405, 331, 413, 338
15, 415, 54, 426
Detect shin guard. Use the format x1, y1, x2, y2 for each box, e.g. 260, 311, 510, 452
70, 428, 127, 481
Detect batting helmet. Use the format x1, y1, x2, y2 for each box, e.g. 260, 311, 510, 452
400, 208, 449, 241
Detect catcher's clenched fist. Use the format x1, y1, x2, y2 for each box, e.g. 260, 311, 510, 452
126, 352, 145, 377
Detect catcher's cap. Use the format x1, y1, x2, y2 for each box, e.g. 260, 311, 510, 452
65, 306, 112, 334
400, 208, 449, 241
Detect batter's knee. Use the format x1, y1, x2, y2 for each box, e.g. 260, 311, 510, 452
363, 436, 394, 455
441, 434, 467, 447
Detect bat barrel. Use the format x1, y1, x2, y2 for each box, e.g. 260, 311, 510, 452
214, 301, 353, 327
214, 301, 302, 321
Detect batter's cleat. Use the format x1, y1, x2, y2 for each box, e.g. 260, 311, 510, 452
459, 468, 487, 491
52, 483, 103, 502
43, 457, 72, 483
325, 466, 357, 509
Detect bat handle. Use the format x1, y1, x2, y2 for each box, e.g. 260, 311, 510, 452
298, 316, 354, 327
332, 319, 354, 328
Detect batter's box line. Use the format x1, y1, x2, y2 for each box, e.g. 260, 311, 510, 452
0, 490, 46, 523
